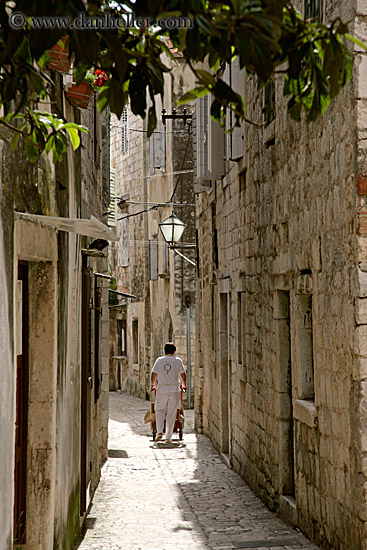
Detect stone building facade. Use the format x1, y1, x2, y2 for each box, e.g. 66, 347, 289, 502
194, 1, 367, 548
0, 65, 113, 549
109, 53, 196, 404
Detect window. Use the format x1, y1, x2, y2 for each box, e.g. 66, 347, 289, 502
305, 0, 323, 21
237, 292, 246, 368
122, 107, 128, 155
117, 319, 127, 356
211, 288, 216, 353
212, 203, 218, 269
239, 168, 246, 194
298, 294, 314, 400
132, 319, 139, 364
263, 79, 275, 127
107, 168, 117, 227
162, 240, 169, 275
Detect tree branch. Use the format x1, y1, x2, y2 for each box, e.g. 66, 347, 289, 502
0, 118, 41, 149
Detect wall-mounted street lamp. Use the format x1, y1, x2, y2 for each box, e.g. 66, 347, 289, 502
159, 213, 196, 266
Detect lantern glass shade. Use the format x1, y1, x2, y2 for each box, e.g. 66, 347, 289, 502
159, 214, 186, 244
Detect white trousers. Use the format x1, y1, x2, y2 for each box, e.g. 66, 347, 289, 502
155, 391, 181, 440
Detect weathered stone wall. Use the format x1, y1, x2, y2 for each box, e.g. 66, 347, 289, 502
0, 82, 109, 549
110, 105, 149, 398
195, 1, 367, 548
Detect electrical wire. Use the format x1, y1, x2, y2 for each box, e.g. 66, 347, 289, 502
116, 200, 195, 207
116, 122, 193, 222
110, 125, 190, 135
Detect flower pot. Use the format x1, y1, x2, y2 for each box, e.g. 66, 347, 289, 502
48, 37, 72, 74
65, 81, 93, 109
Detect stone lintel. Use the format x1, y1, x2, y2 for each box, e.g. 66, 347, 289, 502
293, 399, 317, 428
271, 251, 295, 275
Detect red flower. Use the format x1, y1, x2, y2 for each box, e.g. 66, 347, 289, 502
94, 70, 108, 88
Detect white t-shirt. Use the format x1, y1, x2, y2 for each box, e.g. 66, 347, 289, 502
152, 355, 185, 393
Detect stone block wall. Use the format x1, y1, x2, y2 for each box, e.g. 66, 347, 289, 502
194, 1, 367, 547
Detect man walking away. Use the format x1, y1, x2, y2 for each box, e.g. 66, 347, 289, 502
151, 342, 187, 443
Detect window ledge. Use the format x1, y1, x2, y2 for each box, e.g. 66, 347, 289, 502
263, 119, 275, 145
237, 364, 247, 383
294, 399, 317, 428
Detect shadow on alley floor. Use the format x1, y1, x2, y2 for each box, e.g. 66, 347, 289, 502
76, 391, 320, 550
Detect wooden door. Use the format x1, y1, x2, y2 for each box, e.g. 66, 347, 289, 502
80, 259, 93, 515
14, 262, 29, 543
94, 282, 102, 403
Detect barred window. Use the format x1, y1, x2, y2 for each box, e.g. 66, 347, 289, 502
122, 107, 128, 155
305, 0, 323, 22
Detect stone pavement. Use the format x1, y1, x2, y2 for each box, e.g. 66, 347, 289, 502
76, 392, 320, 550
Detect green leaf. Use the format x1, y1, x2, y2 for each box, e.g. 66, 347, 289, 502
100, 79, 126, 118
60, 122, 88, 133
66, 128, 80, 150
147, 106, 157, 138
345, 33, 367, 50
97, 86, 110, 113
195, 15, 215, 37
177, 87, 209, 105
10, 132, 20, 153
210, 99, 222, 121
25, 139, 39, 163
45, 136, 54, 154
186, 26, 201, 58
196, 70, 216, 87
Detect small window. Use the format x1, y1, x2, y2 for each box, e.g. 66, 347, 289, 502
237, 292, 246, 368
211, 289, 216, 353
162, 240, 169, 275
212, 203, 218, 269
132, 319, 139, 364
117, 319, 127, 356
263, 79, 275, 127
298, 294, 314, 400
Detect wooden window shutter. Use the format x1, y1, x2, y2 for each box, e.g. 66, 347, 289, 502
149, 239, 158, 280
108, 168, 117, 227
231, 57, 245, 160
196, 94, 225, 181
150, 124, 166, 173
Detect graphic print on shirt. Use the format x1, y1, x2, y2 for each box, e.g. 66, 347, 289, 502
164, 363, 172, 373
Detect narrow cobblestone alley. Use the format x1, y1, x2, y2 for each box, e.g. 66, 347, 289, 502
76, 392, 320, 550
